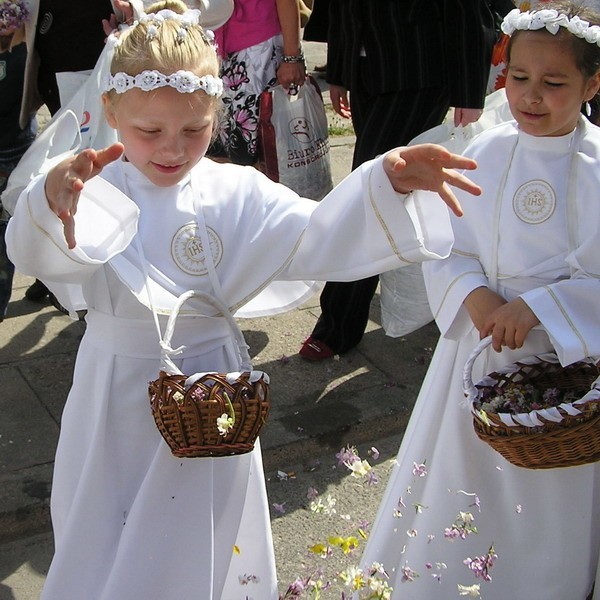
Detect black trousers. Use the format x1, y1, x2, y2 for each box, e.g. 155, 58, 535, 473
311, 79, 450, 353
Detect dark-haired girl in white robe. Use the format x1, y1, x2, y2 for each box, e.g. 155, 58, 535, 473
360, 117, 600, 600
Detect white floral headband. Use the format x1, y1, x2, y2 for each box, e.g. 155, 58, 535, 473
502, 8, 600, 46
102, 69, 223, 96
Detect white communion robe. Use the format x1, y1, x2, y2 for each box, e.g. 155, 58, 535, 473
7, 154, 453, 600
360, 118, 600, 600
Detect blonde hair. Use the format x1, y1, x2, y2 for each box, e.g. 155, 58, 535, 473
108, 0, 220, 100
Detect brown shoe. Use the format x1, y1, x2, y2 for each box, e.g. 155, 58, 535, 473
299, 336, 335, 361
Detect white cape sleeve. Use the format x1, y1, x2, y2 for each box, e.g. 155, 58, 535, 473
423, 251, 488, 340
6, 175, 139, 294
283, 154, 455, 281
521, 278, 600, 366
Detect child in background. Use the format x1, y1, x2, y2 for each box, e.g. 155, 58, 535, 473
0, 2, 36, 321
360, 3, 600, 599
6, 1, 481, 597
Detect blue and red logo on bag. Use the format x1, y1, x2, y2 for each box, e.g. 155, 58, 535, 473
80, 111, 91, 134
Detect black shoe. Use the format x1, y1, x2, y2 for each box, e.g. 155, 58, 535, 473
25, 279, 50, 302
48, 292, 70, 316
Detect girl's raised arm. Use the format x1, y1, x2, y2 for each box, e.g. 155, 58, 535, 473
45, 143, 125, 249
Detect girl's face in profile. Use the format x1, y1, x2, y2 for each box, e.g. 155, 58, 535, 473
506, 30, 600, 137
104, 86, 215, 187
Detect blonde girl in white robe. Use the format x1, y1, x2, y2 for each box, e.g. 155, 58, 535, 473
360, 3, 600, 599
6, 2, 483, 598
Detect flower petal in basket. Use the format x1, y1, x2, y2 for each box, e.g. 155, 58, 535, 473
463, 336, 600, 470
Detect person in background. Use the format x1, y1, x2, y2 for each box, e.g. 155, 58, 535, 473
0, 1, 36, 322
12, 0, 114, 307
299, 0, 511, 360
302, 0, 329, 72
209, 0, 307, 166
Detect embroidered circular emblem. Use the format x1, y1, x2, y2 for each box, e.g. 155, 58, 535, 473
171, 223, 223, 275
513, 179, 556, 224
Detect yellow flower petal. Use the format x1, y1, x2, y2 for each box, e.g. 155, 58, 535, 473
309, 543, 328, 556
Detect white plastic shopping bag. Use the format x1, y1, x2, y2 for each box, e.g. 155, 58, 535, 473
2, 38, 119, 216
257, 76, 333, 200
379, 89, 512, 337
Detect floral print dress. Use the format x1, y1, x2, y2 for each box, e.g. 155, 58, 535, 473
211, 34, 282, 166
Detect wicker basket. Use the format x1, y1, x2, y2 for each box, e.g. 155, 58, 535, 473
463, 337, 600, 469
149, 290, 270, 458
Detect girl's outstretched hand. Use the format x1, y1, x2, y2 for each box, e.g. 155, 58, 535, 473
383, 144, 481, 217
44, 143, 125, 250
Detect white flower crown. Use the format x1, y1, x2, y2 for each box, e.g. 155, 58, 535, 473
502, 8, 600, 46
102, 70, 223, 96
110, 7, 216, 44
139, 8, 213, 43
140, 8, 202, 27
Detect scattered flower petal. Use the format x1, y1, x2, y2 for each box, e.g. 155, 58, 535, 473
412, 462, 428, 477
463, 545, 498, 582
400, 564, 419, 583
457, 583, 481, 597
306, 487, 319, 500
272, 502, 286, 514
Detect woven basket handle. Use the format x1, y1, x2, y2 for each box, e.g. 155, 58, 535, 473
463, 336, 493, 403
160, 290, 252, 374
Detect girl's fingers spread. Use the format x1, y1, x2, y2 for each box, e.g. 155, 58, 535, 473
70, 179, 83, 216
70, 150, 97, 182
400, 144, 444, 166
391, 156, 407, 172
445, 155, 478, 171
444, 169, 482, 196
61, 214, 77, 250
94, 143, 124, 170
53, 178, 81, 219
438, 182, 463, 217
